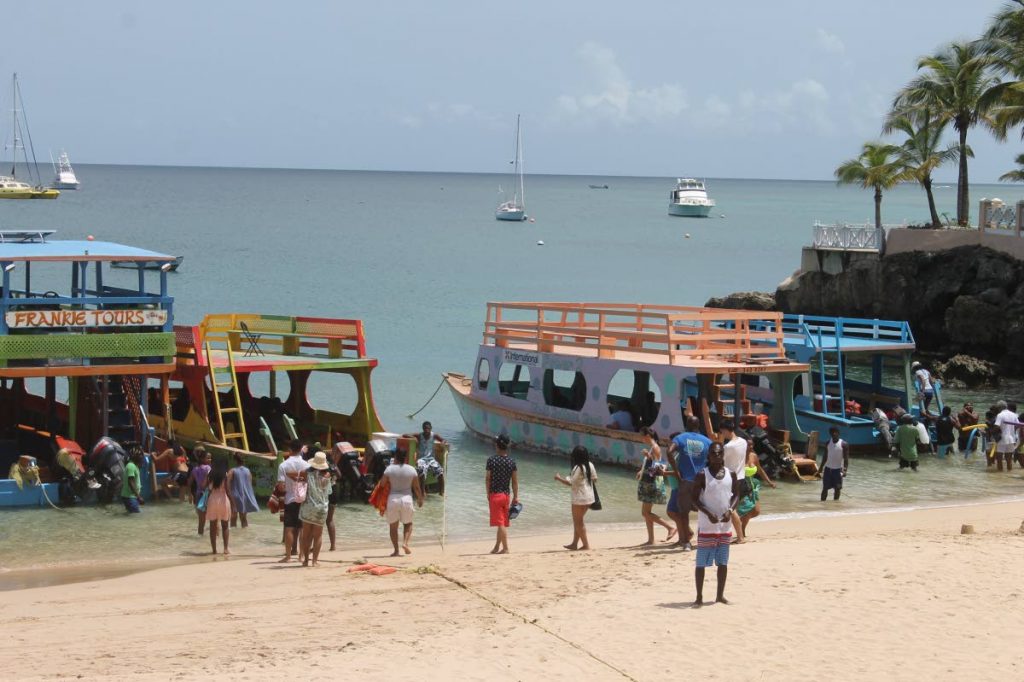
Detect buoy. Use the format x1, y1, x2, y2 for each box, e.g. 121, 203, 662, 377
537, 240, 544, 246
529, 218, 536, 223
87, 235, 94, 241
685, 233, 691, 239
719, 214, 725, 218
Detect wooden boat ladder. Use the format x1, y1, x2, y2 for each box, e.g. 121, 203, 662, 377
204, 341, 250, 451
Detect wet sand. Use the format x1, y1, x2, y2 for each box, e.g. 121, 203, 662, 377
2, 501, 1024, 681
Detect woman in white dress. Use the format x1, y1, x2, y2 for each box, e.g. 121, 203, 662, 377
555, 446, 598, 551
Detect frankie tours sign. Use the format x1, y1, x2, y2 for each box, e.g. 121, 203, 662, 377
5, 309, 168, 329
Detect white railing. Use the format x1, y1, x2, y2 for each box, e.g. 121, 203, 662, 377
812, 223, 886, 252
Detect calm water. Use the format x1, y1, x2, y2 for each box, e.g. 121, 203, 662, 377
1, 166, 1022, 572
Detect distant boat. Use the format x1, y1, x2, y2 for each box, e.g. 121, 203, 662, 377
111, 255, 184, 272
588, 184, 609, 189
668, 178, 714, 217
495, 115, 527, 221
0, 74, 59, 200
51, 150, 80, 189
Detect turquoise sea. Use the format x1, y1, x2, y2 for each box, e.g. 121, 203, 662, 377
2, 165, 1023, 577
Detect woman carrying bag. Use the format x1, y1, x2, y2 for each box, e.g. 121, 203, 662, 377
554, 445, 598, 551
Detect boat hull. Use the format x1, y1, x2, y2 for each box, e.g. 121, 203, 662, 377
53, 181, 79, 190
0, 470, 167, 508
0, 188, 60, 200
668, 203, 712, 217
445, 373, 648, 466
495, 209, 526, 221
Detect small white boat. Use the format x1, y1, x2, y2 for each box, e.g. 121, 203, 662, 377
51, 150, 80, 189
668, 178, 714, 217
496, 115, 527, 222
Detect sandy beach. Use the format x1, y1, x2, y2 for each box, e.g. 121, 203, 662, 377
2, 501, 1024, 681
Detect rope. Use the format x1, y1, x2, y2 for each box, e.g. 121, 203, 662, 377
407, 377, 447, 419
38, 481, 67, 512
424, 566, 639, 681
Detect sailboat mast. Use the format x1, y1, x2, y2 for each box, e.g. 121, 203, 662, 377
9, 74, 16, 178
517, 116, 525, 211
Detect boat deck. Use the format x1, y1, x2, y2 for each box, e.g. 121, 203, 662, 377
772, 315, 916, 354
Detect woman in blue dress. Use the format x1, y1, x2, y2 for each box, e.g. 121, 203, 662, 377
227, 453, 260, 528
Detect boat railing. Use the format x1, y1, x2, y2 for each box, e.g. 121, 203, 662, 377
188, 313, 368, 362
747, 314, 915, 348
483, 302, 792, 365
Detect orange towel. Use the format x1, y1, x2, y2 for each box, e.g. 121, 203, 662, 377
346, 563, 377, 573
369, 566, 396, 576
368, 478, 390, 516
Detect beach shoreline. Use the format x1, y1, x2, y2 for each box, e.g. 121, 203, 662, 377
2, 500, 1023, 680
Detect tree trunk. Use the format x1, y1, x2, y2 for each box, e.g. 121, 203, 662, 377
923, 175, 941, 227
874, 185, 883, 229
957, 124, 969, 226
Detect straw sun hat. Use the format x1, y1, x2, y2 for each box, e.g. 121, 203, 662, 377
309, 451, 329, 470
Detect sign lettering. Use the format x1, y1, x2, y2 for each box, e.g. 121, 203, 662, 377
5, 309, 168, 329
503, 349, 540, 366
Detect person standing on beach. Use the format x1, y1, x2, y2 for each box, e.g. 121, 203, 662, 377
120, 448, 145, 514
486, 434, 518, 554
691, 443, 738, 607
819, 427, 849, 501
227, 453, 259, 528
326, 446, 343, 551
403, 421, 448, 496
994, 401, 1019, 472
298, 451, 334, 566
382, 449, 424, 557
666, 416, 711, 551
720, 420, 749, 543
278, 440, 310, 562
636, 427, 675, 545
554, 445, 597, 551
203, 468, 232, 555
186, 447, 212, 534
895, 414, 921, 471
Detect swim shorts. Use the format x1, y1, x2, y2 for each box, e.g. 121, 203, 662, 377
695, 533, 731, 568
283, 502, 302, 529
488, 492, 510, 527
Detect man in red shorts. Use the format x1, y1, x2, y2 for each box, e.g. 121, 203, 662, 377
485, 434, 519, 554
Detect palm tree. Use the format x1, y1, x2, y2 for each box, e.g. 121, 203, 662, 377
980, 3, 1024, 143
889, 40, 1001, 226
999, 152, 1024, 181
835, 142, 908, 229
883, 111, 960, 226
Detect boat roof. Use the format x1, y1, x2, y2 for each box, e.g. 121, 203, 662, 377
482, 302, 810, 375
0, 231, 175, 263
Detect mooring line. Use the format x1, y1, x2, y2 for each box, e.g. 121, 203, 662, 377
422, 566, 639, 682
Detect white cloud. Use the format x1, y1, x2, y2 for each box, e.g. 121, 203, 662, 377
554, 41, 688, 124
814, 28, 845, 55
694, 79, 834, 134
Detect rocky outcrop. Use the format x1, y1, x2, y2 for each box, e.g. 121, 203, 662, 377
773, 246, 1024, 372
934, 354, 999, 389
704, 291, 777, 311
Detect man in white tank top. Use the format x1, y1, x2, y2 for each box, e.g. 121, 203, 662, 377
819, 427, 849, 502
690, 442, 738, 607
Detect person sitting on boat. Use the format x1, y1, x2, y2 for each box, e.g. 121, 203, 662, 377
607, 400, 636, 431
403, 421, 447, 496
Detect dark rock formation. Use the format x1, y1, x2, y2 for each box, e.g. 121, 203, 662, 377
934, 354, 999, 389
773, 246, 1024, 372
705, 291, 777, 311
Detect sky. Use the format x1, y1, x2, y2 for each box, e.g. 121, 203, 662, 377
3, 0, 1021, 181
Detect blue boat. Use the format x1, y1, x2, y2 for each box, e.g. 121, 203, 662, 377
0, 229, 177, 507
713, 314, 925, 453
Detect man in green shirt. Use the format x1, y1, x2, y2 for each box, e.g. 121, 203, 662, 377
120, 449, 145, 513
895, 414, 920, 471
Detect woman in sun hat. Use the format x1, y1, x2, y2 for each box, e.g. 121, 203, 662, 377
298, 451, 334, 567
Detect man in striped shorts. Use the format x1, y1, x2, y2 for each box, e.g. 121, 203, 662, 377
690, 442, 739, 607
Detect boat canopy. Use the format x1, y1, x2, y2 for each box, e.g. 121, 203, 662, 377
482, 301, 810, 375
0, 231, 176, 264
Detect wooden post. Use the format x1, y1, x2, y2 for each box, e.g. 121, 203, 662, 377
979, 199, 990, 233
1016, 200, 1024, 238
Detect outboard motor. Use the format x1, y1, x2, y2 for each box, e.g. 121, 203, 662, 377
85, 437, 128, 504
742, 425, 789, 479
335, 444, 373, 503
367, 438, 393, 485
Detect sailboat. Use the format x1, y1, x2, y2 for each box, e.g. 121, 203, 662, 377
0, 74, 59, 200
495, 114, 526, 221
51, 150, 80, 190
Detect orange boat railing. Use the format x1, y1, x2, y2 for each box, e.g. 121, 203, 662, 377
483, 302, 792, 366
